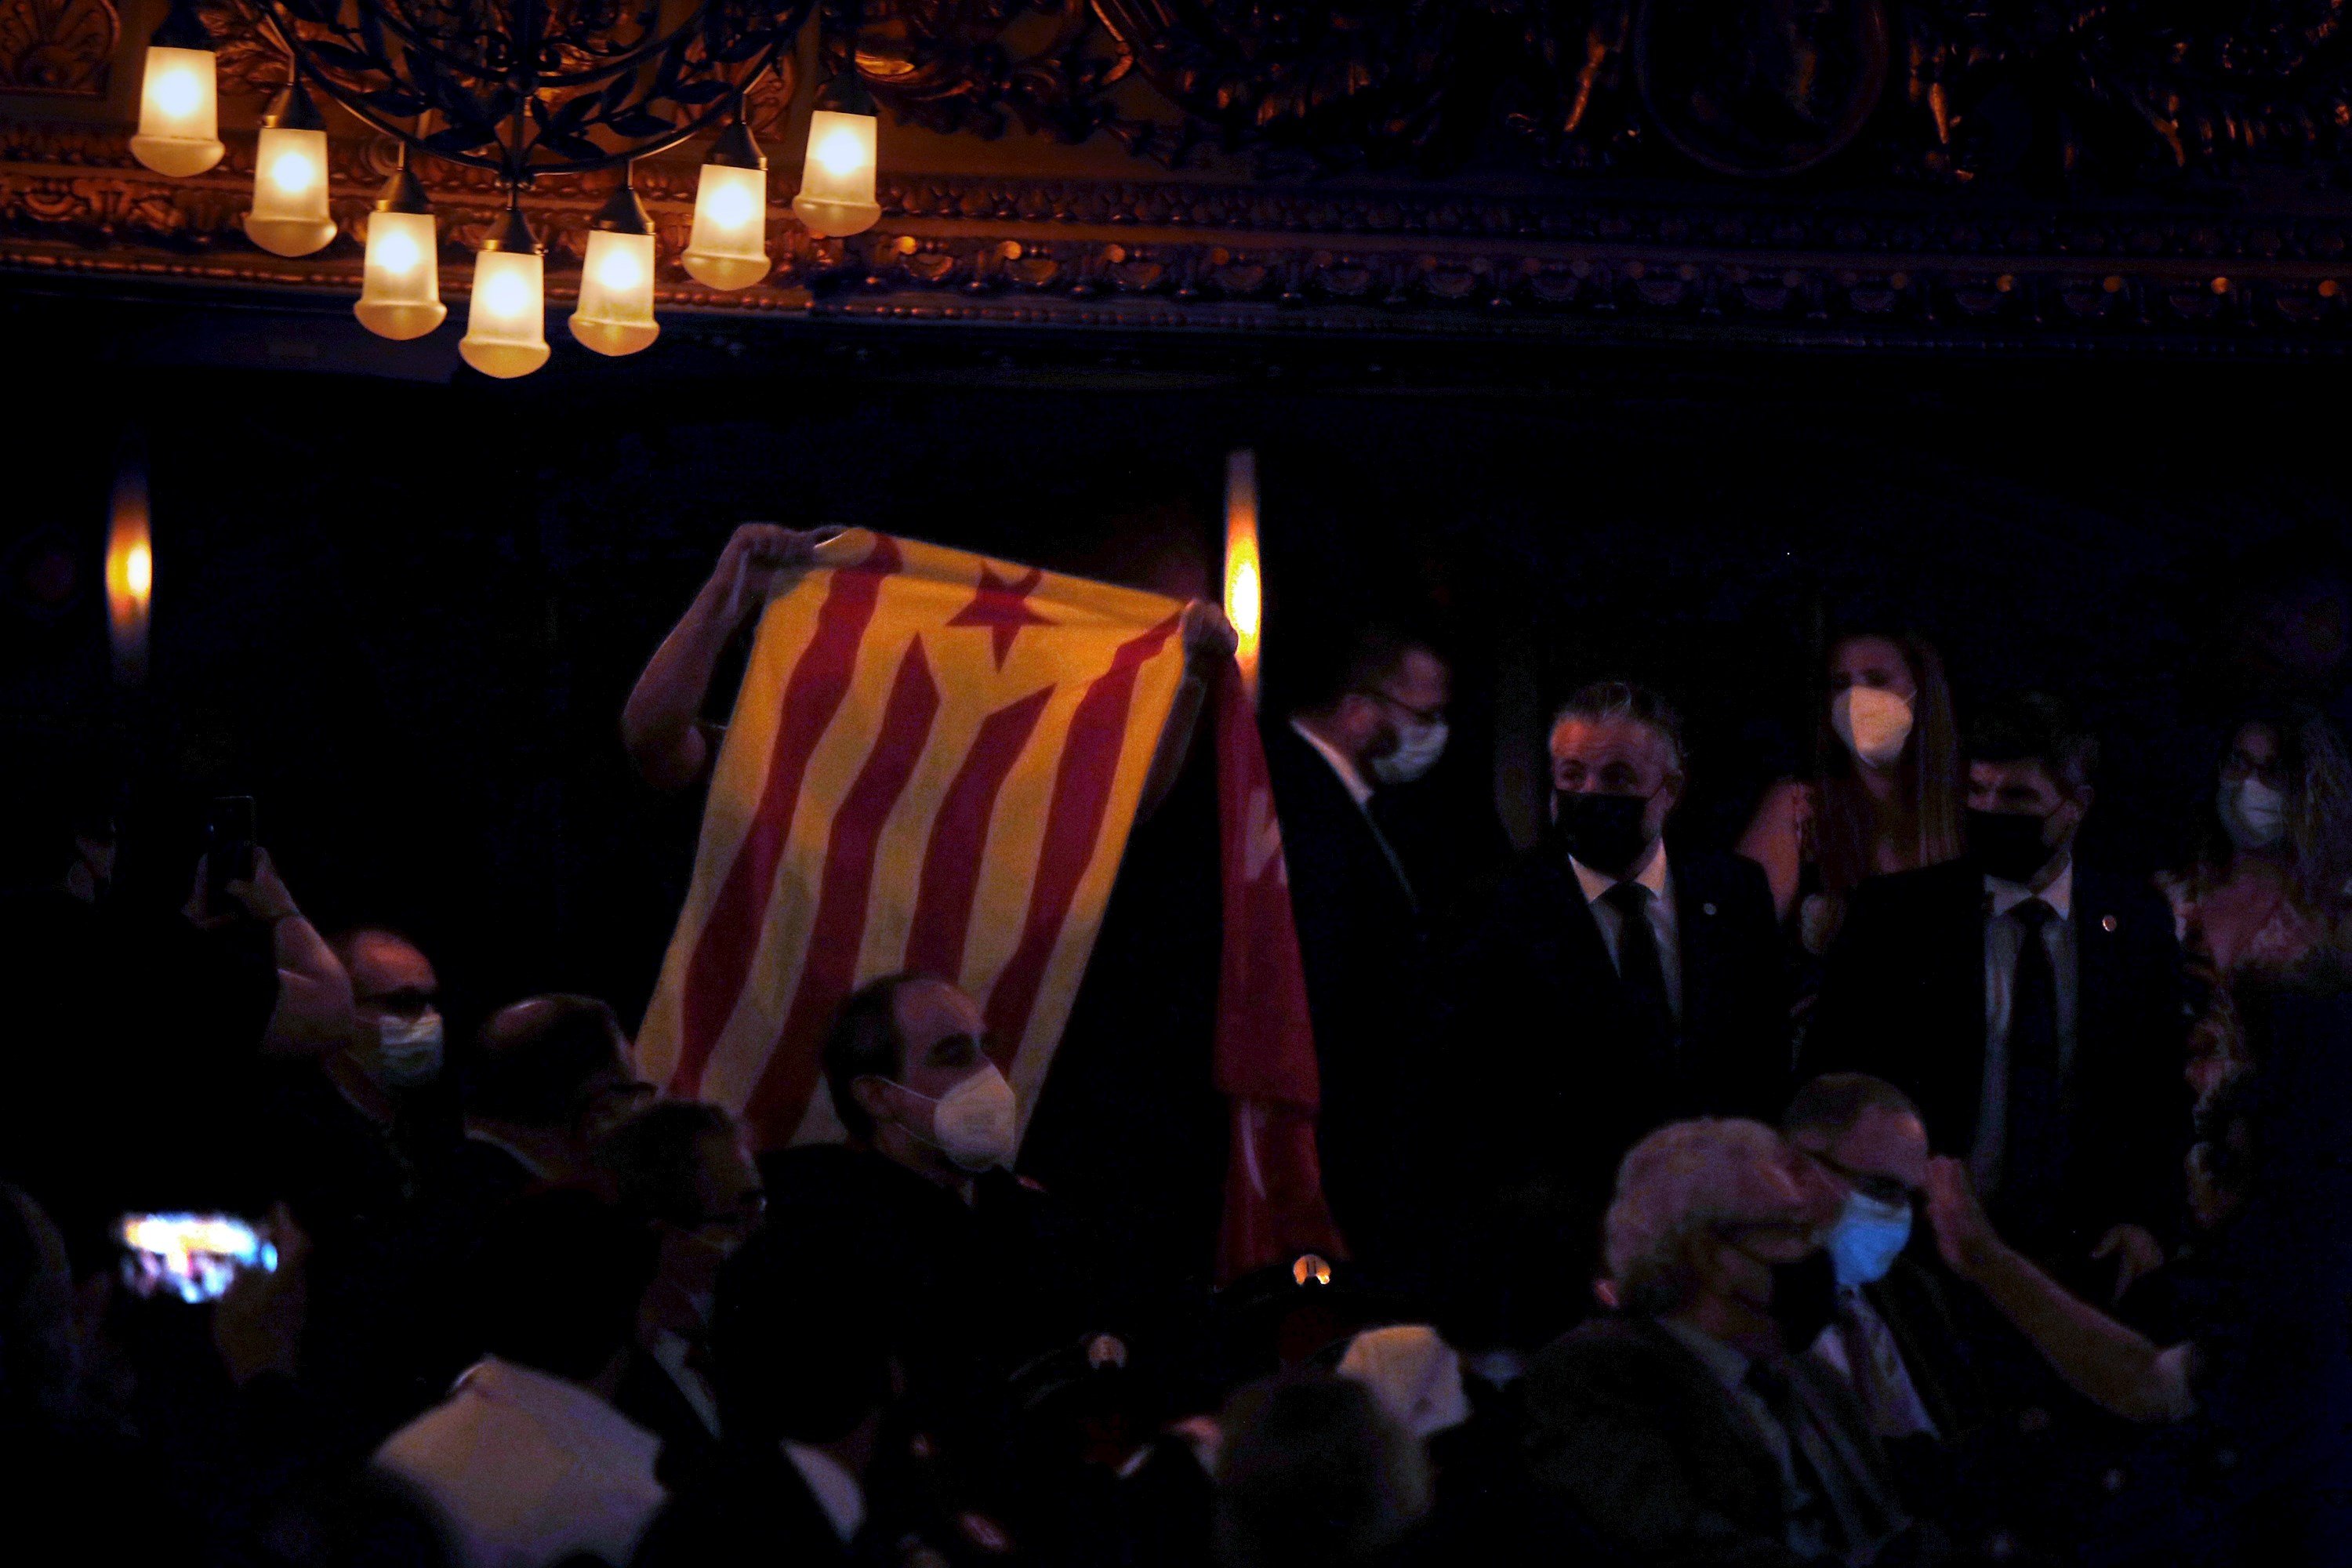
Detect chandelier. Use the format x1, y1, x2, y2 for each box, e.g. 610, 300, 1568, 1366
127, 0, 884, 377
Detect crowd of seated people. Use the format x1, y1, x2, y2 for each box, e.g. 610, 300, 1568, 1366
5, 528, 2352, 1567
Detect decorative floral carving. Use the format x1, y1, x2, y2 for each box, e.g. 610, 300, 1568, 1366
0, 0, 119, 96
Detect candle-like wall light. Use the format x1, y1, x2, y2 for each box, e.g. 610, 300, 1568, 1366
107, 440, 153, 687
1224, 447, 1262, 706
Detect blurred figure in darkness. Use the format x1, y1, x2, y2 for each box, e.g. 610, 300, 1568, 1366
596, 1099, 766, 1486
2158, 709, 2352, 982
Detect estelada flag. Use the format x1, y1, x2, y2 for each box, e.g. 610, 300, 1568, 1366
637, 528, 1342, 1276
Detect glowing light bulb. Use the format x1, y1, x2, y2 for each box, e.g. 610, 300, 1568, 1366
244, 125, 334, 256
792, 110, 880, 239
596, 245, 641, 292
130, 45, 223, 176
107, 452, 152, 687
481, 270, 530, 317
270, 149, 314, 194
125, 541, 154, 598
683, 160, 769, 291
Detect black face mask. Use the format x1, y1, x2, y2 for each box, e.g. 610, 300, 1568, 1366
1764, 1247, 1839, 1349
1555, 790, 1656, 877
1968, 808, 2056, 884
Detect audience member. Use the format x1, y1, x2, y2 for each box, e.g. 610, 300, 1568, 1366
1263, 622, 1455, 1275
1453, 681, 1788, 1344
260, 927, 456, 1236
1212, 1372, 1429, 1568
764, 973, 1118, 1436
1522, 1118, 1926, 1566
1809, 692, 2190, 1299
1739, 630, 1965, 953
2158, 708, 2352, 978
376, 1191, 666, 1568
633, 1225, 902, 1566
594, 1100, 765, 1486
453, 995, 652, 1201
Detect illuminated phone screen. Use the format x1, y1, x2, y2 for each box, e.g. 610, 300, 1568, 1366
116, 1213, 278, 1303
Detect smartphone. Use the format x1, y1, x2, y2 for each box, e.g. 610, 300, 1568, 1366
117, 1213, 277, 1303
204, 795, 256, 906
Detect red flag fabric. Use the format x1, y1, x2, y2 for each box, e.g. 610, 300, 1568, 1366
1212, 663, 1347, 1283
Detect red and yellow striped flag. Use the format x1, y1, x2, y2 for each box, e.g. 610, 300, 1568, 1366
636, 529, 1189, 1149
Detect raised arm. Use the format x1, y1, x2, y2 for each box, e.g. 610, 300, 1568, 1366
1136, 601, 1238, 822
1925, 1156, 2191, 1423
186, 849, 354, 1058
622, 524, 826, 792
1734, 778, 1811, 924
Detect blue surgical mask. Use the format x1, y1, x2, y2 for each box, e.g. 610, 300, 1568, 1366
1826, 1189, 1912, 1288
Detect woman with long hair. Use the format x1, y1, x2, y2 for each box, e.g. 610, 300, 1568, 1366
2159, 709, 2352, 979
1738, 630, 1965, 954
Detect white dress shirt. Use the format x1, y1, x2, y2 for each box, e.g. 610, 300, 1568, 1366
1809, 1288, 1940, 1439
376, 1357, 666, 1568
1571, 842, 1683, 1023
648, 1328, 721, 1438
783, 1441, 868, 1544
1972, 863, 2078, 1195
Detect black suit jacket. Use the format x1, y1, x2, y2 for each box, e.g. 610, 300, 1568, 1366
1263, 721, 1437, 1260
1457, 844, 1790, 1185
1523, 1317, 1900, 1568
615, 1345, 721, 1490
1806, 858, 2190, 1247
1446, 845, 1787, 1344
633, 1442, 858, 1568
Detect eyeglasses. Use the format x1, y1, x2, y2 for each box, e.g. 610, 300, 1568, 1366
1804, 1149, 1925, 1210
1357, 688, 1446, 726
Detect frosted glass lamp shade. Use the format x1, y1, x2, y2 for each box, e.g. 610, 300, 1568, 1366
130, 46, 223, 176
459, 248, 550, 378
791, 111, 880, 238
681, 163, 768, 290
354, 211, 445, 339
244, 126, 336, 256
569, 230, 660, 355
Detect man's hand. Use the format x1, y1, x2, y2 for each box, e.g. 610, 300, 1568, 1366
183, 847, 299, 929
213, 1203, 309, 1385
2092, 1223, 2165, 1304
1923, 1156, 2002, 1283
1178, 599, 1237, 676
712, 523, 826, 626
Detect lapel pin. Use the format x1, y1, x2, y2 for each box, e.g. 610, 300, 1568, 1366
1702, 902, 1718, 917
2101, 914, 2118, 933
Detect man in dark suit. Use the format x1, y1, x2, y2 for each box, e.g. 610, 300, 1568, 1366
1452, 681, 1788, 1343
1808, 693, 2190, 1298
1264, 623, 1457, 1276
1523, 1117, 1926, 1566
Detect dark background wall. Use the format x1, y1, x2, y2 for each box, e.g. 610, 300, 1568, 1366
5, 289, 2347, 1034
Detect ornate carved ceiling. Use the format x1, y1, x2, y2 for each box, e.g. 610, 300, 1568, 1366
4, 0, 2349, 355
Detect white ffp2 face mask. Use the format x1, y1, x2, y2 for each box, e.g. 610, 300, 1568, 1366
1831, 687, 1915, 770
2218, 776, 2288, 851
1371, 716, 1449, 785
894, 1062, 1018, 1172
376, 1009, 445, 1089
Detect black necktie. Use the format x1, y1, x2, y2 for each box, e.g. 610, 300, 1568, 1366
2000, 898, 2069, 1232
1602, 881, 1675, 1062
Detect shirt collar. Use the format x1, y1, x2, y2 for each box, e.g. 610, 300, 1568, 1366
1290, 717, 1375, 809
1571, 840, 1671, 907
450, 1357, 661, 1468
1986, 859, 2074, 920
783, 1441, 867, 1544
1659, 1317, 1750, 1392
